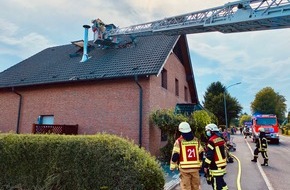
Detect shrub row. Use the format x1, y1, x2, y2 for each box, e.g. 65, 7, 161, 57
281, 123, 290, 135
0, 133, 165, 189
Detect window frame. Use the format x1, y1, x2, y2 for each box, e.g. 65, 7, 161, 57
161, 69, 168, 89
184, 86, 188, 102
175, 78, 179, 96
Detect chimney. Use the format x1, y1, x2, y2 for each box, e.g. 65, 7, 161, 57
81, 25, 91, 62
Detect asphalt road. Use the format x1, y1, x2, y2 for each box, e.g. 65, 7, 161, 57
245, 134, 290, 190
170, 133, 290, 190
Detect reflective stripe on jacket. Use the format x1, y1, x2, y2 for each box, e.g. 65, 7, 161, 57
258, 137, 268, 152
179, 139, 201, 169
209, 167, 227, 176
170, 142, 180, 170
204, 134, 227, 174
170, 136, 202, 170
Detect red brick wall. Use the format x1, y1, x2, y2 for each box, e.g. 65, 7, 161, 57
0, 79, 152, 148
0, 91, 20, 133
147, 53, 192, 156
0, 53, 192, 156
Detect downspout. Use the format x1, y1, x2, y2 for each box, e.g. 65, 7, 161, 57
12, 87, 22, 134
134, 75, 143, 148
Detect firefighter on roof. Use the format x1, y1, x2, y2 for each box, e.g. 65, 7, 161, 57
204, 123, 228, 190
91, 18, 106, 32
170, 121, 203, 190
251, 127, 269, 166
91, 18, 106, 40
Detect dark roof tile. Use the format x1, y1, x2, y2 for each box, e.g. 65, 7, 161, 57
0, 35, 179, 88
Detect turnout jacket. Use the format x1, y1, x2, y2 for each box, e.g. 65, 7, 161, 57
170, 135, 203, 171
256, 133, 268, 152
204, 133, 227, 176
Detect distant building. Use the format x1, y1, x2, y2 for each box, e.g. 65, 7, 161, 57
0, 34, 200, 156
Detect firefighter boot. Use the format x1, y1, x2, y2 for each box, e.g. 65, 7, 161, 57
261, 159, 268, 166
251, 157, 257, 162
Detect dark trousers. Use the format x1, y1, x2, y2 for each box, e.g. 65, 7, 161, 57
211, 175, 228, 190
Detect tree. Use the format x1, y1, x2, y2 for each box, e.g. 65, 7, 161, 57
251, 87, 287, 123
188, 110, 212, 139
203, 81, 242, 126
149, 108, 187, 162
239, 114, 252, 126
149, 108, 214, 162
203, 82, 225, 125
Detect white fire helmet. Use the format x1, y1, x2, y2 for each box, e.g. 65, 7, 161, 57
179, 122, 191, 133
205, 123, 219, 132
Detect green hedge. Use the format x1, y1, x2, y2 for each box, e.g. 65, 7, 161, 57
0, 133, 165, 190
282, 123, 290, 135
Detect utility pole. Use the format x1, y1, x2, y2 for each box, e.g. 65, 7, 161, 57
224, 82, 241, 130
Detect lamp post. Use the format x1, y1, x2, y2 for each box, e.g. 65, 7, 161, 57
224, 82, 241, 130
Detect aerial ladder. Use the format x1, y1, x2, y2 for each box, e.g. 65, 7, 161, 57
89, 0, 290, 49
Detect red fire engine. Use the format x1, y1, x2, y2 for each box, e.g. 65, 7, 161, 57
251, 114, 280, 144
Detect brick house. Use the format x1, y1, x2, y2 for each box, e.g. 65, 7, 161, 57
0, 34, 199, 156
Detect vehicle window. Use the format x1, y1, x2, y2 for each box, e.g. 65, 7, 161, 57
256, 118, 276, 125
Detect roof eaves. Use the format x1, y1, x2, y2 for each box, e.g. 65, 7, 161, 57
0, 72, 158, 89
156, 36, 180, 77
182, 35, 199, 103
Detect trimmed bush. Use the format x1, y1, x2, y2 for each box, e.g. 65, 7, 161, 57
0, 133, 165, 189
284, 123, 290, 135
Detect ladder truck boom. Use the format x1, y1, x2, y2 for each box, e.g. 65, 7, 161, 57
91, 0, 290, 48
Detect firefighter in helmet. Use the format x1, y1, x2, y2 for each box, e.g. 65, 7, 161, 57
170, 121, 203, 190
204, 123, 228, 190
251, 128, 269, 166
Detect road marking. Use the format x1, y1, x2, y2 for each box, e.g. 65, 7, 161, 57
245, 140, 274, 190
231, 154, 242, 190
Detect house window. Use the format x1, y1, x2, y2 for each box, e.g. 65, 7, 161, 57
161, 69, 167, 89
184, 86, 188, 102
37, 115, 54, 124
161, 129, 168, 141
175, 78, 179, 96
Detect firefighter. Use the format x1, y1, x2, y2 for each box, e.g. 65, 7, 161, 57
203, 123, 228, 190
243, 125, 250, 139
251, 128, 269, 166
170, 121, 203, 190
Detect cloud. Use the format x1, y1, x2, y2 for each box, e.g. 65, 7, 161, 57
185, 26, 290, 113
0, 19, 19, 36
0, 19, 55, 59
187, 29, 290, 80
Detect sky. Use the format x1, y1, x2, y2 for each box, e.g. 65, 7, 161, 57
1, 0, 290, 115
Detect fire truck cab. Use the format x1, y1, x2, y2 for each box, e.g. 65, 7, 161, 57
251, 114, 279, 144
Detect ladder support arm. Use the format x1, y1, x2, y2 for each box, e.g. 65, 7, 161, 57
92, 0, 290, 46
